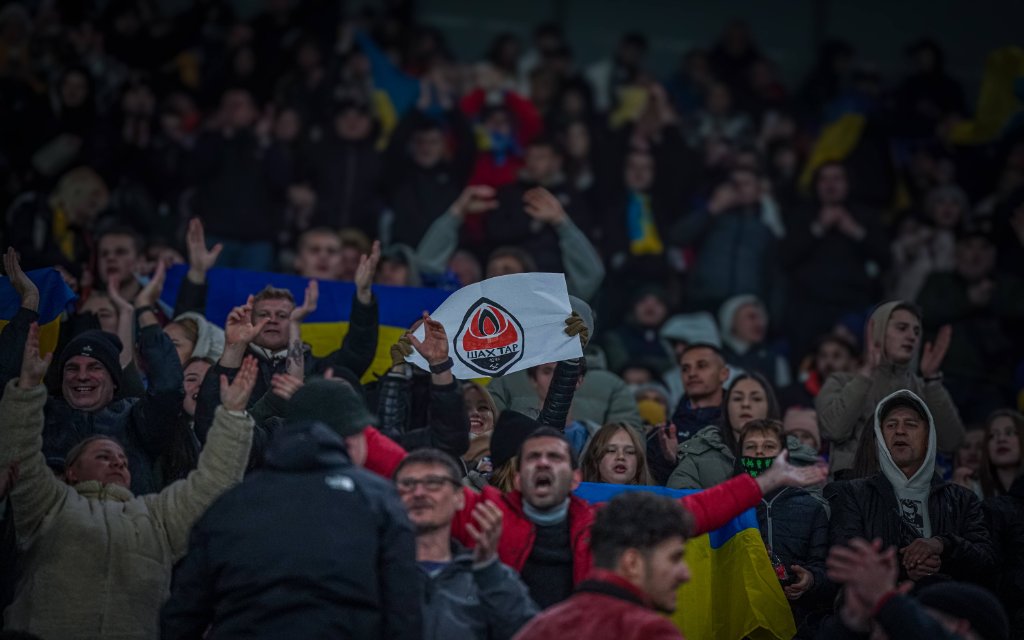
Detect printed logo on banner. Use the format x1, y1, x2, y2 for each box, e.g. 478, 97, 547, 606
455, 298, 525, 376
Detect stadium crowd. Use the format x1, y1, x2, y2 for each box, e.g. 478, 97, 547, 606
0, 1, 1023, 639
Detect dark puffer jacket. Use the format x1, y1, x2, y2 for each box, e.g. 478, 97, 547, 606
420, 542, 538, 640
0, 308, 184, 495
376, 373, 469, 459
160, 421, 421, 640
983, 475, 1024, 622
828, 473, 995, 583
756, 487, 831, 637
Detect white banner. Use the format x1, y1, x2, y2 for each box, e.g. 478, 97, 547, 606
407, 273, 583, 379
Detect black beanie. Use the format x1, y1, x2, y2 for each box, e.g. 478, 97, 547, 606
915, 582, 1009, 640
58, 330, 123, 391
286, 378, 375, 438
490, 410, 541, 469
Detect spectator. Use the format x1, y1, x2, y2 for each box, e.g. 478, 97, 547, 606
783, 406, 823, 456
512, 492, 691, 640
460, 84, 542, 189
817, 301, 963, 478
888, 184, 966, 301
584, 32, 649, 112
190, 87, 289, 271
2, 325, 257, 640
736, 420, 829, 638
393, 449, 538, 640
461, 381, 498, 476
292, 227, 344, 280
982, 464, 1024, 633
658, 312, 721, 408
670, 166, 782, 313
952, 423, 986, 498
193, 243, 380, 443
163, 312, 225, 365
161, 378, 422, 640
917, 225, 1024, 422
717, 294, 791, 388
782, 332, 858, 410
5, 166, 109, 283
689, 82, 754, 148
829, 390, 994, 584
301, 100, 383, 238
781, 162, 889, 360
383, 90, 475, 247
579, 423, 654, 485
602, 286, 675, 375
979, 409, 1024, 498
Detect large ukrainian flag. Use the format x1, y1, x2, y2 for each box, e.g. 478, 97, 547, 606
161, 266, 452, 379
0, 268, 76, 355
574, 482, 796, 640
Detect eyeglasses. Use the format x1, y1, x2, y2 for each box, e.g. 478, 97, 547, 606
395, 475, 460, 494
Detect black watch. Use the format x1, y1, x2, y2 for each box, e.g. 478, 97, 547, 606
429, 357, 454, 374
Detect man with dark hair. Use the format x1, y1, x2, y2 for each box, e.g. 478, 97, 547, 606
293, 227, 343, 280
648, 343, 730, 484
162, 378, 421, 640
829, 390, 993, 584
393, 449, 537, 640
514, 492, 692, 640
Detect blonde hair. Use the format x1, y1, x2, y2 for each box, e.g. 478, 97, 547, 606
489, 457, 518, 493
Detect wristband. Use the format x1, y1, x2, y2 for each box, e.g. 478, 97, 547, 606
923, 372, 943, 383
429, 357, 454, 374
135, 305, 157, 317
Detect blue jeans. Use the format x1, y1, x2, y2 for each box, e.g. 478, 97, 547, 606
206, 236, 275, 272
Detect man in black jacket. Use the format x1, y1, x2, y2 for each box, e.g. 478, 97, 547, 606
193, 243, 381, 443
828, 390, 994, 584
161, 378, 421, 640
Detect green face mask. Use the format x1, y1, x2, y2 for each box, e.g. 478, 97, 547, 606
740, 456, 774, 478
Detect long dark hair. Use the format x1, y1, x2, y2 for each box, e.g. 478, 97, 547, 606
979, 409, 1024, 497
719, 372, 780, 453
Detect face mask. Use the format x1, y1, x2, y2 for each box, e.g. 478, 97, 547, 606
740, 456, 774, 478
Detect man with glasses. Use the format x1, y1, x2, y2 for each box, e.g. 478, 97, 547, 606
394, 449, 538, 640
162, 378, 422, 640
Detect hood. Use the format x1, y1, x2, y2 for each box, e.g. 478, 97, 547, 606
74, 480, 134, 502
660, 312, 720, 347
264, 421, 354, 472
718, 295, 765, 355
174, 311, 226, 361
873, 389, 936, 489
868, 301, 921, 372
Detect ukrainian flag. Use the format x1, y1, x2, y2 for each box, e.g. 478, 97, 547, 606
160, 266, 452, 380
574, 482, 796, 640
0, 268, 76, 355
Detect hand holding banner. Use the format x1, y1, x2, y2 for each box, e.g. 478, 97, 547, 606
406, 273, 583, 379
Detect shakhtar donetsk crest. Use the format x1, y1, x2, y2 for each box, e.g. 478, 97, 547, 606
455, 298, 525, 376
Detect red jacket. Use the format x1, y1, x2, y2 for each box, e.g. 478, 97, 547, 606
363, 427, 763, 585
512, 569, 683, 640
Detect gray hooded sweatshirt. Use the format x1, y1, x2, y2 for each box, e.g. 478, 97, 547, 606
873, 389, 937, 538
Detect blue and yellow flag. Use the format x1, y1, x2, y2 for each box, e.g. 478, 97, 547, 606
160, 266, 452, 380
574, 482, 796, 640
0, 268, 77, 355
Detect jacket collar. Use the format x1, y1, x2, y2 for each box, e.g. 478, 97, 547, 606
576, 569, 653, 608
74, 480, 134, 502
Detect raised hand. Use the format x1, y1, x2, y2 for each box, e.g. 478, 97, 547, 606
106, 274, 134, 315
290, 279, 319, 322
523, 187, 567, 226
450, 185, 498, 219
18, 322, 53, 390
186, 218, 223, 283
466, 501, 503, 565
225, 296, 270, 346
858, 318, 882, 378
354, 240, 380, 305
3, 247, 39, 311
564, 311, 589, 348
134, 260, 167, 309
919, 325, 951, 379
407, 312, 449, 366
655, 423, 678, 464
270, 373, 304, 401
220, 355, 259, 411
755, 450, 828, 495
